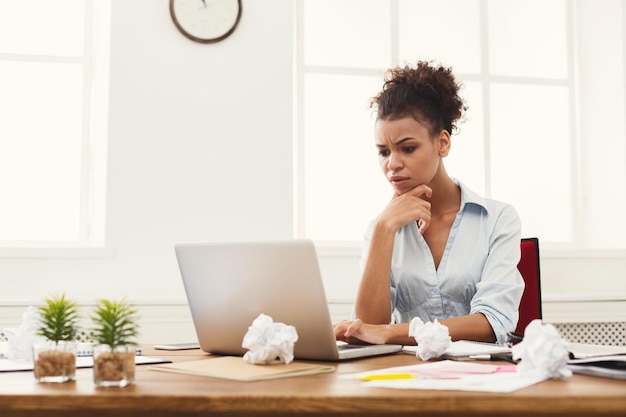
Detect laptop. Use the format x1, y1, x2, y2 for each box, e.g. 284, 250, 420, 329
174, 239, 402, 361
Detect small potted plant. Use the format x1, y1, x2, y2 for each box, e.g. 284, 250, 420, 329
90, 298, 139, 387
33, 294, 79, 383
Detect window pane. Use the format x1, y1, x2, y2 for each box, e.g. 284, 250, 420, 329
304, 0, 391, 68
489, 83, 571, 242
579, 11, 626, 249
487, 0, 567, 79
444, 80, 486, 195
0, 62, 83, 242
398, 0, 481, 74
0, 0, 85, 57
304, 73, 389, 241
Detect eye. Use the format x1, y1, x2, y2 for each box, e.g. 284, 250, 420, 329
402, 146, 416, 153
378, 149, 390, 157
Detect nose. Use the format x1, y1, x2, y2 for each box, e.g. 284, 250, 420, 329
387, 151, 403, 172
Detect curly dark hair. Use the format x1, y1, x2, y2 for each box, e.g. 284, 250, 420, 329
370, 61, 467, 136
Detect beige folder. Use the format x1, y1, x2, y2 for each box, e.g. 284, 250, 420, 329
149, 356, 335, 381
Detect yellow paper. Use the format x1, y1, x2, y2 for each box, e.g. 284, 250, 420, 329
149, 356, 335, 381
360, 372, 416, 381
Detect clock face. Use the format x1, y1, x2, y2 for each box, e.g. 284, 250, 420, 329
170, 0, 242, 43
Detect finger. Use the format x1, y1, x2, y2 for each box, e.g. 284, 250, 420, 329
418, 219, 426, 234
344, 319, 363, 338
406, 184, 432, 199
333, 320, 355, 341
333, 321, 348, 336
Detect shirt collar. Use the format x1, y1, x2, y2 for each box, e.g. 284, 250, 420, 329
453, 178, 490, 215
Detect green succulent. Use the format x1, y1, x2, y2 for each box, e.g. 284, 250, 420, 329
91, 299, 139, 347
37, 294, 79, 343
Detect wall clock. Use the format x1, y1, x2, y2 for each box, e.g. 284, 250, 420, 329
170, 0, 242, 43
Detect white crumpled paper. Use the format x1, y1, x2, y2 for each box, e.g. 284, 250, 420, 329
408, 317, 451, 361
241, 313, 299, 365
4, 306, 45, 361
512, 319, 572, 379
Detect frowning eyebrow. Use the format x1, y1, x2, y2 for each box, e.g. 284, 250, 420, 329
376, 137, 415, 148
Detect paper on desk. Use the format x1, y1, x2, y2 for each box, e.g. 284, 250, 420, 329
403, 340, 511, 359
349, 360, 545, 393
149, 356, 336, 381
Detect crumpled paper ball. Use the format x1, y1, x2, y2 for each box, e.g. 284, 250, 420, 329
512, 319, 572, 379
408, 317, 451, 360
242, 313, 299, 365
5, 306, 45, 361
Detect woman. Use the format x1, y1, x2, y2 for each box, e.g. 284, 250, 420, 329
334, 61, 524, 346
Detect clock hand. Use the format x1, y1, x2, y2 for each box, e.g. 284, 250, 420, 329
202, 0, 226, 9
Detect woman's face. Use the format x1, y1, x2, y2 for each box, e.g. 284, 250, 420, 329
375, 116, 449, 195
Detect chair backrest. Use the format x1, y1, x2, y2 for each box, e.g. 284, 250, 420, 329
515, 237, 542, 334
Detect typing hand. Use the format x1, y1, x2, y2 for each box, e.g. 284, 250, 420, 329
333, 319, 388, 345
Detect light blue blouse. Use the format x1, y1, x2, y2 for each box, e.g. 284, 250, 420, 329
361, 180, 524, 344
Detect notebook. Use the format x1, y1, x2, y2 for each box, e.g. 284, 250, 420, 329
568, 355, 626, 380
174, 239, 402, 361
567, 342, 626, 359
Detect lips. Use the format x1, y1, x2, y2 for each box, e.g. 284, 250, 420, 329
389, 175, 409, 185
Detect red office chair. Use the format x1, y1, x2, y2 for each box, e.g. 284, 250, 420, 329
515, 237, 542, 335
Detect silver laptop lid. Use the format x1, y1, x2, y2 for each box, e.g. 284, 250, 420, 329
175, 239, 342, 360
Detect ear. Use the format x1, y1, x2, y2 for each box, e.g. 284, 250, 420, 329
437, 129, 451, 157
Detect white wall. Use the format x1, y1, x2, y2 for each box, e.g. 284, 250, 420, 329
0, 0, 295, 342
1, 0, 625, 344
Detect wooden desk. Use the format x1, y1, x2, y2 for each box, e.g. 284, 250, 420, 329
1, 347, 625, 417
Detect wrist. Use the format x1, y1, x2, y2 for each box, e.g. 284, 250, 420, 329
381, 323, 396, 344
384, 323, 413, 345
373, 216, 399, 235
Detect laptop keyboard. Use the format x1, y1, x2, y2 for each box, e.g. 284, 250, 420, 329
337, 343, 368, 350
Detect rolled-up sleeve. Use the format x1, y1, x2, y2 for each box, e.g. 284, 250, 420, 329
470, 205, 524, 344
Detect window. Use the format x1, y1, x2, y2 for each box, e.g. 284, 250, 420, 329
297, 0, 624, 250
0, 0, 110, 249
